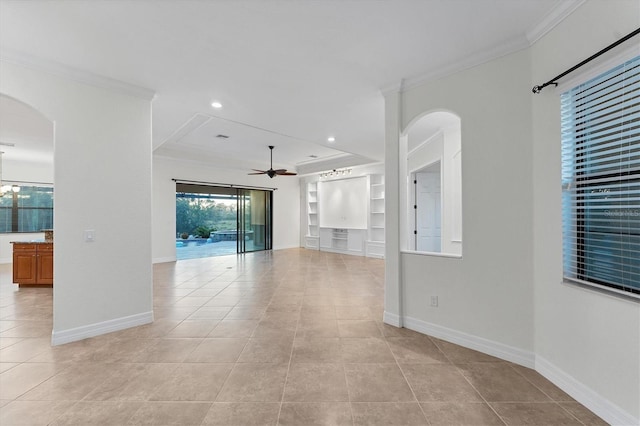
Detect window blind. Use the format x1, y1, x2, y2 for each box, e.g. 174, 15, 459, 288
561, 55, 640, 296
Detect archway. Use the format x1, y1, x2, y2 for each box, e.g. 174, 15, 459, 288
0, 93, 55, 332
401, 110, 462, 256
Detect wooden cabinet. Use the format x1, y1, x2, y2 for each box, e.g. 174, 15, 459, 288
12, 243, 53, 286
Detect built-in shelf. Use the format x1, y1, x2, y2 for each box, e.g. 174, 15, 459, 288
304, 174, 385, 258
367, 174, 385, 258
306, 182, 320, 249
318, 227, 364, 255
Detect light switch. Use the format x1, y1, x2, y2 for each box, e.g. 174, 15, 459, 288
84, 229, 95, 242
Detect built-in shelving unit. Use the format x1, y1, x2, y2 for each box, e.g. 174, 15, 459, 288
303, 173, 385, 258
305, 182, 320, 249
331, 228, 348, 250
319, 227, 365, 255
367, 174, 385, 258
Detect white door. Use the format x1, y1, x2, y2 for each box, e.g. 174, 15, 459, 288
416, 166, 441, 252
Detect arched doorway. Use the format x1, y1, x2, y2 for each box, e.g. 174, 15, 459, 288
401, 111, 462, 255
0, 93, 55, 332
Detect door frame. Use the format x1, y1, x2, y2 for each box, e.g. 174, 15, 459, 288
409, 159, 443, 252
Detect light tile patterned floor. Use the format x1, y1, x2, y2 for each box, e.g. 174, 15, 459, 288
0, 248, 607, 425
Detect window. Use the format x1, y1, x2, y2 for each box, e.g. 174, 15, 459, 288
561, 55, 639, 297
0, 185, 54, 233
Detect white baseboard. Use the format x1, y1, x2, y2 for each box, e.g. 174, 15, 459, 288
400, 316, 637, 425
402, 315, 535, 368
0, 257, 11, 265
153, 256, 176, 264
536, 356, 638, 426
51, 311, 153, 346
383, 311, 402, 327
273, 244, 301, 251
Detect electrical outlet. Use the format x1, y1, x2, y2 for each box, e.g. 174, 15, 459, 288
430, 296, 438, 307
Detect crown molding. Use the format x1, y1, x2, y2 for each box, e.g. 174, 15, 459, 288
526, 0, 586, 45
380, 0, 585, 95
401, 35, 530, 92
296, 153, 377, 175
0, 48, 156, 101
380, 80, 404, 97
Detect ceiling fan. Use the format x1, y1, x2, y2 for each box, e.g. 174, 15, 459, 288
249, 145, 297, 178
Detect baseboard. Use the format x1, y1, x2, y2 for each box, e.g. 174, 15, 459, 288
0, 257, 11, 265
383, 311, 402, 327
273, 244, 301, 251
536, 356, 638, 426
153, 256, 177, 264
402, 315, 535, 368
51, 311, 153, 346
366, 252, 385, 259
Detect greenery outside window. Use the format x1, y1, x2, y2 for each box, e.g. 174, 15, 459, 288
0, 185, 53, 233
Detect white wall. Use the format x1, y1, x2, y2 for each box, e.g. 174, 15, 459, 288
384, 1, 640, 423
0, 59, 154, 344
2, 157, 53, 184
390, 49, 535, 353
531, 1, 639, 423
152, 155, 300, 263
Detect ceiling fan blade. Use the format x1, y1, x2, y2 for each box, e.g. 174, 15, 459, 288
250, 146, 295, 177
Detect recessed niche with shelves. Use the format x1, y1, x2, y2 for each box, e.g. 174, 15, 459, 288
367, 174, 385, 258
303, 174, 385, 258
305, 182, 319, 249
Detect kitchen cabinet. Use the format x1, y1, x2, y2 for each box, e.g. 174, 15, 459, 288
12, 242, 53, 286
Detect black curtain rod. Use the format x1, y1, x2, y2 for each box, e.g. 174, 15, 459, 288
172, 178, 277, 191
532, 27, 640, 94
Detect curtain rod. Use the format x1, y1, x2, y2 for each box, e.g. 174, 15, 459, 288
2, 179, 53, 186
532, 27, 640, 94
172, 179, 277, 191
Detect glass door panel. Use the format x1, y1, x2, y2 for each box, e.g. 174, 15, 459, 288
237, 189, 272, 253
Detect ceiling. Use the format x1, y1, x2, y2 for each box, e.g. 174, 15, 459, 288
0, 0, 579, 174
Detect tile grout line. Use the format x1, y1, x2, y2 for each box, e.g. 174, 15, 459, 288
506, 362, 589, 426
427, 336, 509, 426
384, 331, 433, 426
275, 270, 300, 426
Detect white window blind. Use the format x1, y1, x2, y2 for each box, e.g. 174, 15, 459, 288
561, 55, 640, 297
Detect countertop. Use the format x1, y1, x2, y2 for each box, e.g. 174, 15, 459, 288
10, 241, 53, 245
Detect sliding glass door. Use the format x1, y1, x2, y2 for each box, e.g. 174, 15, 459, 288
175, 182, 272, 259
237, 189, 272, 253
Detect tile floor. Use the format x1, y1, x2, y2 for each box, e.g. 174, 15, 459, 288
0, 248, 607, 425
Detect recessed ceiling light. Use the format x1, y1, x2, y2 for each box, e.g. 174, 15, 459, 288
211, 101, 223, 109
327, 136, 335, 143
